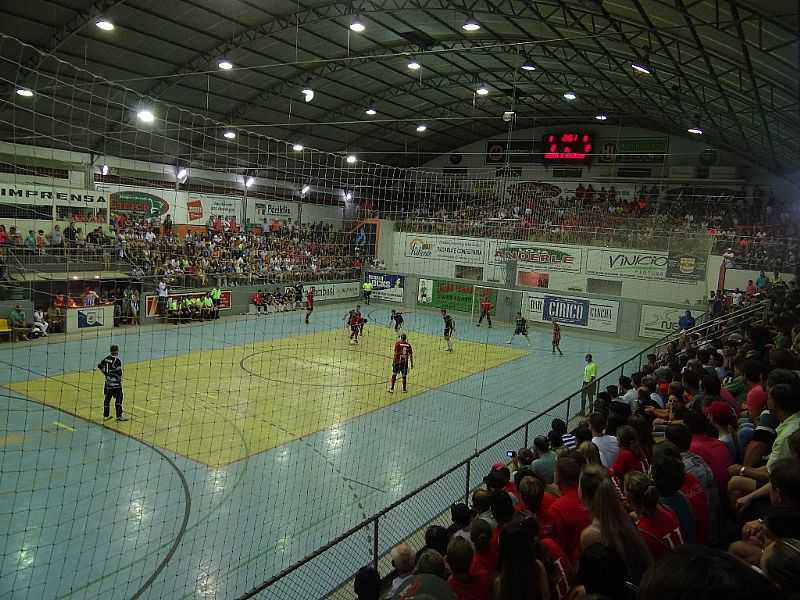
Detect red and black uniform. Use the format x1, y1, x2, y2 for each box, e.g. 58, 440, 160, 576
304, 289, 314, 324
552, 322, 563, 355
477, 300, 492, 327
253, 291, 264, 312
349, 311, 363, 342
392, 340, 413, 376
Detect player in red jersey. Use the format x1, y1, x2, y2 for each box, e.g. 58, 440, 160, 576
476, 298, 492, 327
552, 320, 564, 355
388, 333, 413, 393
349, 307, 363, 344
304, 287, 314, 324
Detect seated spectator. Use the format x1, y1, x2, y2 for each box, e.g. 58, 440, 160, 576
354, 566, 380, 600
576, 441, 601, 466
761, 537, 800, 596
415, 549, 447, 579
624, 471, 684, 559
447, 503, 473, 546
551, 418, 576, 449
549, 451, 591, 565
518, 476, 556, 536
469, 517, 497, 576
32, 307, 48, 337
650, 444, 698, 544
493, 522, 550, 600
420, 526, 449, 560
471, 490, 495, 529
394, 573, 455, 599
531, 437, 556, 484
685, 410, 732, 500
730, 502, 800, 566
705, 400, 742, 463
519, 514, 571, 600
743, 360, 767, 418
611, 425, 648, 480
588, 413, 619, 468
511, 447, 534, 480
578, 464, 653, 585
568, 543, 633, 600
388, 543, 416, 596
446, 537, 491, 600
8, 304, 28, 341
617, 375, 638, 411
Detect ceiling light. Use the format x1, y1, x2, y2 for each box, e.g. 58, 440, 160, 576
176, 168, 187, 181
595, 113, 608, 121
292, 143, 304, 151
301, 87, 314, 102
94, 275, 100, 279
15, 88, 33, 97
365, 105, 376, 116
408, 58, 421, 70
344, 191, 353, 201
72, 275, 79, 280
476, 85, 489, 96
223, 130, 236, 139
632, 62, 651, 75
95, 19, 114, 31
416, 124, 427, 132
137, 109, 155, 123
462, 16, 481, 31
218, 59, 234, 70
346, 155, 357, 164
301, 185, 311, 195
520, 62, 536, 71
563, 91, 577, 101
101, 164, 109, 176
245, 176, 255, 188
688, 127, 704, 135
350, 16, 365, 32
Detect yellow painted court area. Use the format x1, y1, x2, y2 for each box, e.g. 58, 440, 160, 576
8, 326, 525, 467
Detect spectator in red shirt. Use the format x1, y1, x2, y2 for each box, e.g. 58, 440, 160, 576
494, 522, 550, 600
624, 471, 684, 559
611, 425, 649, 481
686, 410, 732, 500
489, 492, 516, 553
469, 518, 497, 576
447, 537, 491, 600
744, 361, 768, 418
520, 515, 572, 600
548, 451, 592, 565
517, 474, 557, 537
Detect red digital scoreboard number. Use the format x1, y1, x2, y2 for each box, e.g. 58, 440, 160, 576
543, 132, 593, 161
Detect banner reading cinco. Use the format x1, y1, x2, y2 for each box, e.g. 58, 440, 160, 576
417, 278, 497, 313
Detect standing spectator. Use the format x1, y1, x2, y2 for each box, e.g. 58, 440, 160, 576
589, 413, 619, 468
531, 436, 556, 484
446, 537, 491, 600
493, 522, 550, 600
23, 230, 36, 250
679, 310, 696, 331
47, 224, 64, 248
157, 280, 168, 315
581, 354, 598, 413
549, 452, 592, 564
387, 543, 415, 596
550, 419, 576, 450
756, 270, 769, 290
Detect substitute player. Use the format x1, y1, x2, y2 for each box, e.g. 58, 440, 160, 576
441, 309, 455, 352
552, 320, 564, 355
507, 312, 531, 345
349, 307, 364, 344
388, 333, 413, 393
98, 344, 127, 421
304, 287, 314, 324
476, 297, 492, 328
389, 309, 404, 333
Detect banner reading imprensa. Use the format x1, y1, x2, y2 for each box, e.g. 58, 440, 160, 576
365, 272, 404, 303
522, 291, 619, 333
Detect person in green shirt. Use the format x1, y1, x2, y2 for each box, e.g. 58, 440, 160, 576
361, 281, 373, 305
210, 288, 221, 319
581, 353, 598, 414
202, 294, 214, 320
167, 298, 178, 323
8, 304, 28, 341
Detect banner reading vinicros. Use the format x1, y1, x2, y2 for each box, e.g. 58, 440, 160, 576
585, 248, 668, 281
522, 292, 619, 332
404, 234, 486, 264
488, 240, 583, 273
365, 272, 404, 303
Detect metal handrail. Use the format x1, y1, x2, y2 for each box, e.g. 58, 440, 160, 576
234, 300, 768, 599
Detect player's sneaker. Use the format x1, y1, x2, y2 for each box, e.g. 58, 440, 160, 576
402, 389, 407, 393
387, 388, 394, 393
116, 416, 129, 422
103, 415, 112, 421
506, 340, 512, 344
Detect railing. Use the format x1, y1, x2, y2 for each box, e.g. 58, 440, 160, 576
234, 301, 769, 600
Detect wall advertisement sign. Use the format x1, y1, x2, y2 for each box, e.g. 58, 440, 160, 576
404, 234, 486, 265
522, 292, 619, 332
638, 304, 688, 339
186, 193, 241, 223
488, 240, 583, 273
585, 248, 669, 281
365, 272, 404, 303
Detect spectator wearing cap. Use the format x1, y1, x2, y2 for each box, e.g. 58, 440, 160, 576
387, 543, 416, 596
531, 437, 556, 484
589, 413, 619, 468
549, 451, 592, 565
706, 400, 742, 463
550, 418, 576, 449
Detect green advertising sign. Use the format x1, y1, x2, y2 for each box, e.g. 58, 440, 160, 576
417, 278, 497, 313
110, 191, 170, 218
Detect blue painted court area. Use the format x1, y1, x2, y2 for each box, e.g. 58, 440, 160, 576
0, 303, 648, 600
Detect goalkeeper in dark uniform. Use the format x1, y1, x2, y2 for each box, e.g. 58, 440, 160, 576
507, 312, 531, 345
98, 344, 128, 421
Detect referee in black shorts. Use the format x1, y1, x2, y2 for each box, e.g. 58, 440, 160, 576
98, 344, 128, 421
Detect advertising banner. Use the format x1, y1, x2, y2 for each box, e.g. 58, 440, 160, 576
313, 281, 360, 302
585, 248, 668, 281
96, 183, 186, 221
246, 199, 299, 224
145, 290, 232, 317
417, 279, 497, 313
666, 251, 707, 282
597, 137, 669, 164
0, 184, 110, 207
365, 272, 404, 303
404, 234, 486, 265
64, 305, 115, 333
488, 240, 583, 273
186, 193, 241, 224
522, 292, 619, 332
638, 305, 689, 338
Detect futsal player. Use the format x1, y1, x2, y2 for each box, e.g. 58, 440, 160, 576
441, 309, 455, 352
507, 312, 531, 345
389, 309, 404, 333
349, 307, 364, 344
476, 297, 492, 327
98, 344, 127, 421
388, 333, 413, 393
552, 320, 564, 355
305, 287, 314, 324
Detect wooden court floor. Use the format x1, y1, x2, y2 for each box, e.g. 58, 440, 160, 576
8, 324, 525, 467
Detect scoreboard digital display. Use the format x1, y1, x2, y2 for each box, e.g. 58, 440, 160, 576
543, 132, 593, 161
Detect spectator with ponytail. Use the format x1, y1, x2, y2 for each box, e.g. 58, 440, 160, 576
611, 425, 649, 480
624, 471, 684, 559
493, 521, 550, 600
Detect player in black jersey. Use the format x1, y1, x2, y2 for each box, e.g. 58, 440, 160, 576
441, 309, 455, 352
389, 309, 404, 333
507, 312, 531, 345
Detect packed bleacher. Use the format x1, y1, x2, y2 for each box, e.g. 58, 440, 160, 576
352, 287, 800, 600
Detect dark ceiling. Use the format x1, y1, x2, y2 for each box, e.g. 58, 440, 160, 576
0, 0, 798, 174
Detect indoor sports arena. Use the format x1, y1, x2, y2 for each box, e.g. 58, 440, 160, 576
0, 2, 798, 600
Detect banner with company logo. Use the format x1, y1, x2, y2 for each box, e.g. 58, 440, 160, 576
144, 290, 232, 317
65, 305, 114, 333
666, 251, 707, 281
417, 279, 497, 313
488, 240, 583, 273
365, 272, 404, 303
312, 281, 360, 301
585, 248, 668, 281
186, 193, 241, 224
522, 292, 619, 332
0, 184, 110, 207
638, 304, 689, 338
404, 234, 486, 265
96, 184, 185, 221
245, 199, 299, 224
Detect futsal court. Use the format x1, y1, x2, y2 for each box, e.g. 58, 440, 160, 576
0, 301, 648, 599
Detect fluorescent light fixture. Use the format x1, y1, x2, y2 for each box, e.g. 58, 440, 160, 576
137, 109, 155, 123
176, 168, 187, 181
301, 185, 311, 195
344, 191, 353, 201
15, 88, 33, 97
245, 176, 255, 187
95, 19, 114, 31
292, 143, 304, 151
101, 164, 109, 176
218, 59, 234, 70
350, 16, 365, 32
72, 275, 78, 280
521, 62, 536, 71
476, 85, 489, 96
223, 130, 236, 139
346, 154, 357, 164
688, 127, 704, 135
416, 124, 427, 132
365, 105, 376, 115
563, 91, 577, 101
462, 16, 481, 31
631, 62, 651, 75
595, 113, 608, 121
301, 87, 314, 102
408, 58, 421, 70
94, 275, 100, 279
